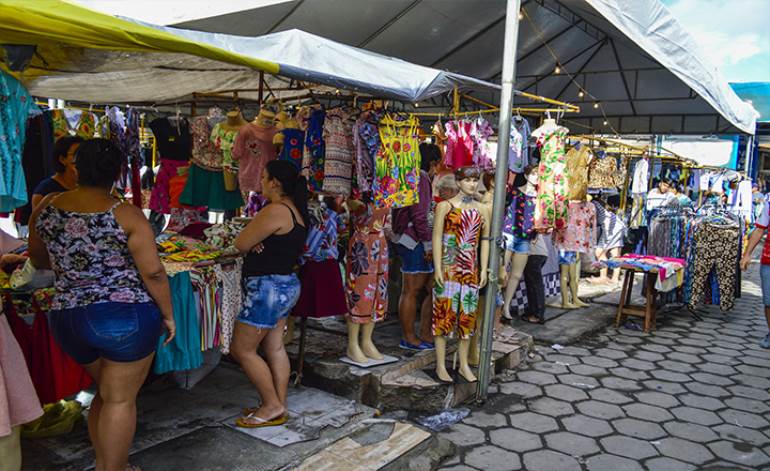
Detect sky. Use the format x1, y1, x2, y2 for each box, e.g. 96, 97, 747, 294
661, 0, 770, 83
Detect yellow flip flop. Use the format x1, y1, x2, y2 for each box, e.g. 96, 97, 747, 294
235, 413, 288, 428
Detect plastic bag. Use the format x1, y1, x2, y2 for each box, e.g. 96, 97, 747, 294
22, 400, 83, 439
415, 408, 471, 431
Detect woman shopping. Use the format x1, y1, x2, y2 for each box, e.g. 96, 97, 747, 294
232, 160, 308, 428
28, 138, 175, 471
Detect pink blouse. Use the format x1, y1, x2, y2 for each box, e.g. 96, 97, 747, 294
232, 123, 278, 193
554, 201, 597, 253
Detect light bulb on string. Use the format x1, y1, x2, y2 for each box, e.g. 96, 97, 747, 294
414, 103, 419, 108
518, 10, 524, 20
593, 102, 600, 109
578, 91, 585, 98
554, 66, 561, 74
603, 120, 608, 126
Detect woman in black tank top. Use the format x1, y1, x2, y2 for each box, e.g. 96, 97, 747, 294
231, 160, 308, 428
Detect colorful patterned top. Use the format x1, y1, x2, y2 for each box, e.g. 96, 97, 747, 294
502, 189, 536, 241
35, 202, 153, 310
191, 114, 225, 170
554, 201, 597, 253
0, 71, 35, 212
534, 125, 569, 231
374, 116, 420, 209
210, 123, 239, 170
302, 201, 342, 263
322, 109, 354, 196
278, 128, 305, 171
232, 123, 277, 193
353, 113, 380, 195
432, 205, 482, 339
75, 111, 96, 139
303, 109, 326, 192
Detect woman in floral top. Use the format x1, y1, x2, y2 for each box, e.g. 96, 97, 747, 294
28, 139, 175, 471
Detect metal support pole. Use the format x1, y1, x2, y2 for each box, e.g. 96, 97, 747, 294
476, 0, 522, 403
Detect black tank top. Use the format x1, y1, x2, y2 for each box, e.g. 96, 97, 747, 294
243, 203, 307, 278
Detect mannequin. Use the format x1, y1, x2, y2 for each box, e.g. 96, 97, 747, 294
213, 109, 247, 192
222, 109, 247, 132
433, 167, 490, 383
345, 198, 389, 363
502, 166, 538, 318
232, 109, 278, 194
532, 116, 569, 232
554, 142, 595, 307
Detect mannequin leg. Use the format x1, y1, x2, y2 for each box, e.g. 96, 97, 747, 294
360, 322, 383, 360
346, 319, 367, 363
283, 316, 295, 346
500, 250, 514, 319
503, 253, 529, 318
434, 336, 452, 382
560, 264, 577, 309
469, 302, 482, 366
570, 260, 589, 307
457, 338, 477, 382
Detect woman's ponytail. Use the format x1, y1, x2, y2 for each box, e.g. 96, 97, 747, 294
265, 160, 309, 225
292, 175, 310, 226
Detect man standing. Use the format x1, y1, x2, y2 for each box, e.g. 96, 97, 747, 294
741, 198, 770, 348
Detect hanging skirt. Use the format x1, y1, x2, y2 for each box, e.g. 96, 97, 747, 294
180, 164, 243, 211
291, 259, 348, 318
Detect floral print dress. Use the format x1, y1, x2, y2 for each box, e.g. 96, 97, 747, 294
534, 126, 569, 231
346, 204, 389, 324
433, 205, 482, 339
374, 116, 420, 209
303, 109, 326, 192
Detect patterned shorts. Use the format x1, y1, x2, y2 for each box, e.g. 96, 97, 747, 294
238, 274, 300, 329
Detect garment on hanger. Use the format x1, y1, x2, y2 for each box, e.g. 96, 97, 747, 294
508, 117, 531, 173
150, 117, 191, 161
190, 112, 226, 170
689, 223, 739, 311
728, 180, 752, 219
322, 109, 354, 196
303, 108, 326, 192
346, 204, 389, 324
0, 71, 35, 212
215, 259, 242, 355
374, 115, 420, 209
154, 271, 203, 374
565, 145, 592, 201
179, 164, 244, 211
75, 111, 96, 139
587, 150, 621, 189
210, 123, 240, 171
433, 205, 482, 339
6, 296, 92, 404
471, 117, 494, 169
353, 114, 379, 195
232, 122, 278, 193
126, 108, 142, 208
631, 158, 649, 194
533, 125, 569, 230
554, 201, 597, 253
0, 314, 42, 438
443, 120, 474, 168
50, 109, 71, 140
150, 160, 189, 214
277, 128, 305, 171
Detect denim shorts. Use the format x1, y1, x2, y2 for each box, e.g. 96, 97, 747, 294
559, 250, 577, 265
49, 302, 161, 364
239, 274, 301, 329
394, 243, 434, 274
502, 233, 531, 253
761, 265, 770, 306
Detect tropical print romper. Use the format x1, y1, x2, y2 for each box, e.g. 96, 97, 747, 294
534, 126, 569, 231
346, 204, 390, 324
432, 205, 482, 339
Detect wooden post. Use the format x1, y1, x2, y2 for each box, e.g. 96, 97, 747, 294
258, 71, 265, 105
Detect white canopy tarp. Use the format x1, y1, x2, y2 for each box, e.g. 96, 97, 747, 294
171, 0, 758, 134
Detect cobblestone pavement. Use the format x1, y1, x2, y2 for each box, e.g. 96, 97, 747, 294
438, 264, 770, 471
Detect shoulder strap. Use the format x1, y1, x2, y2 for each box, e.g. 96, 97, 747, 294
280, 202, 298, 227
108, 200, 123, 212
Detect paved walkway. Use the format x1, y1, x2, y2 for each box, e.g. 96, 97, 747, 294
438, 263, 770, 471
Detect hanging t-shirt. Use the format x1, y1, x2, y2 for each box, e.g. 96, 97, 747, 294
508, 117, 530, 173
150, 117, 192, 161
631, 159, 649, 194
232, 123, 277, 193
0, 70, 35, 212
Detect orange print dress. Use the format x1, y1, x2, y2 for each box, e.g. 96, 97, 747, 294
432, 205, 482, 339
346, 204, 390, 324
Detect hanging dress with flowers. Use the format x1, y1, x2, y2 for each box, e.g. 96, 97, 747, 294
346, 204, 390, 324
373, 115, 420, 209
533, 125, 569, 231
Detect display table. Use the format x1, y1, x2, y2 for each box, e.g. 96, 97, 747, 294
607, 255, 685, 332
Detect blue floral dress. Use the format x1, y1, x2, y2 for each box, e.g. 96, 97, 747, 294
0, 71, 35, 211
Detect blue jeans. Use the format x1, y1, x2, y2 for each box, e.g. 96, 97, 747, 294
239, 274, 301, 329
49, 302, 161, 364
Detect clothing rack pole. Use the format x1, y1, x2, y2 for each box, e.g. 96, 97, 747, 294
620, 156, 632, 212
452, 86, 460, 118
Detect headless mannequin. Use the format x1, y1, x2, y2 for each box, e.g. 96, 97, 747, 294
433, 175, 490, 383
560, 253, 588, 308
253, 108, 276, 129
502, 168, 538, 317
345, 198, 384, 364
559, 143, 592, 307
221, 109, 247, 132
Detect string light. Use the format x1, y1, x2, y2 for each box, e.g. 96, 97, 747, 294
414, 102, 419, 108
554, 66, 561, 74
518, 11, 524, 20
593, 103, 600, 109
603, 120, 608, 126
578, 91, 584, 98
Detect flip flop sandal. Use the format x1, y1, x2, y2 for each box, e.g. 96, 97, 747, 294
242, 406, 290, 419
235, 412, 288, 428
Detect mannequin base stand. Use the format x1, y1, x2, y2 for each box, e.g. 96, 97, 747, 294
339, 355, 399, 368
615, 269, 659, 332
